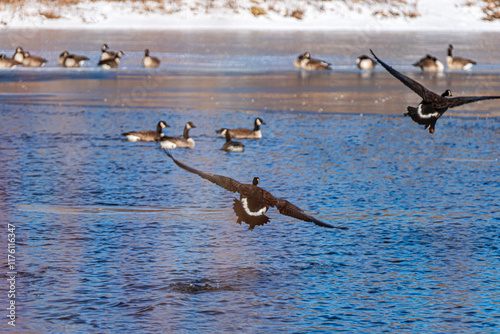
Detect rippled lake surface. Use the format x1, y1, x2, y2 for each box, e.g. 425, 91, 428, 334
0, 30, 499, 333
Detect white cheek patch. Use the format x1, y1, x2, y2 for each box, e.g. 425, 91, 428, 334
241, 198, 267, 216
417, 104, 439, 119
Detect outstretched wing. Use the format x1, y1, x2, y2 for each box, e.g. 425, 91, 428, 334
370, 50, 440, 101
445, 96, 500, 109
274, 197, 347, 230
164, 150, 242, 193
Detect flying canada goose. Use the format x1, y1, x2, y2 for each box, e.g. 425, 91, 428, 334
0, 54, 18, 68
294, 52, 331, 71
122, 121, 170, 142
98, 50, 124, 69
12, 46, 24, 64
220, 129, 245, 152
356, 55, 377, 70
100, 43, 116, 61
22, 52, 48, 67
446, 44, 476, 71
164, 151, 347, 230
142, 49, 160, 68
371, 49, 500, 133
157, 122, 196, 149
58, 51, 90, 68
412, 54, 444, 72
215, 117, 265, 139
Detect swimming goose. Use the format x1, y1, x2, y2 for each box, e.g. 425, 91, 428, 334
98, 50, 124, 69
58, 51, 90, 68
215, 117, 265, 140
22, 52, 48, 67
100, 44, 116, 61
446, 44, 476, 71
371, 49, 500, 134
294, 52, 331, 71
412, 54, 444, 72
142, 49, 160, 68
356, 55, 377, 70
164, 151, 347, 230
122, 121, 170, 142
157, 122, 196, 149
0, 54, 18, 68
220, 129, 245, 152
12, 46, 24, 64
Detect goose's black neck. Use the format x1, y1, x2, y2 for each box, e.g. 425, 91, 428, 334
156, 123, 163, 133
253, 122, 260, 131
225, 131, 232, 142
183, 127, 191, 139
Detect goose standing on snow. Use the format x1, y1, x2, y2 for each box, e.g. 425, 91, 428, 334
157, 122, 196, 149
371, 49, 500, 133
142, 49, 160, 68
294, 52, 331, 71
412, 54, 444, 72
446, 44, 476, 70
164, 151, 347, 230
215, 117, 265, 140
220, 129, 245, 152
58, 51, 90, 68
356, 55, 377, 70
98, 50, 124, 69
22, 52, 48, 67
122, 121, 170, 142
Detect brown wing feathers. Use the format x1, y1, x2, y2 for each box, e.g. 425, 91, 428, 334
165, 151, 345, 230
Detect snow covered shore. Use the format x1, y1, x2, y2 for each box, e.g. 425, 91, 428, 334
0, 0, 499, 31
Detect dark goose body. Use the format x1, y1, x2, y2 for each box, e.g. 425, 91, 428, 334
157, 122, 196, 149
122, 121, 169, 142
215, 117, 265, 140
164, 151, 347, 231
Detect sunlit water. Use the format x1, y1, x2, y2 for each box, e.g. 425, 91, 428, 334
0, 30, 499, 333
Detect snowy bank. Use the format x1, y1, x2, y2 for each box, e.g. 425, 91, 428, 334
0, 0, 500, 31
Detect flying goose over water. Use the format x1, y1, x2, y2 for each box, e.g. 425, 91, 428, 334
98, 50, 124, 69
58, 51, 90, 68
164, 151, 347, 230
0, 54, 18, 68
294, 52, 332, 71
100, 43, 117, 61
412, 54, 444, 72
220, 129, 245, 152
22, 52, 48, 67
157, 122, 196, 149
215, 117, 265, 139
142, 49, 161, 68
446, 44, 476, 71
122, 121, 170, 142
371, 49, 500, 133
12, 46, 24, 64
356, 55, 377, 70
